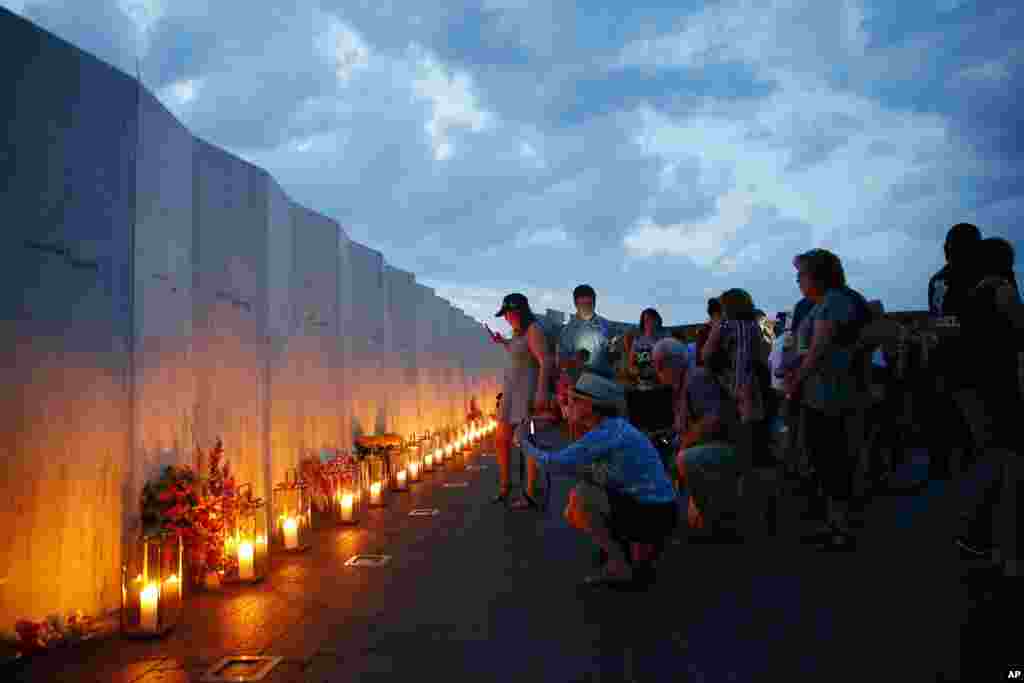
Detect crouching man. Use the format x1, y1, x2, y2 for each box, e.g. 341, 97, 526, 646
520, 372, 678, 587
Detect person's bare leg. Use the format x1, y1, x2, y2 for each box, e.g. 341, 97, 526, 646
495, 421, 513, 496
578, 507, 632, 578
526, 456, 539, 498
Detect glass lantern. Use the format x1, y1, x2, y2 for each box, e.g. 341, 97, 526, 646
444, 430, 456, 461
272, 469, 313, 552
391, 442, 413, 491
423, 437, 438, 473
121, 534, 183, 638
407, 441, 423, 483
362, 452, 388, 506
332, 451, 362, 525
222, 485, 269, 583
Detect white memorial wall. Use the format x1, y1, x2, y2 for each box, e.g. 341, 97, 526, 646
0, 8, 502, 633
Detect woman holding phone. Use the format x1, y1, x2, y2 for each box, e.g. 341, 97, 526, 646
487, 293, 552, 509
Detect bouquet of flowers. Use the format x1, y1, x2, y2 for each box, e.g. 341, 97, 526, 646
141, 464, 201, 540
12, 611, 100, 658
299, 457, 332, 512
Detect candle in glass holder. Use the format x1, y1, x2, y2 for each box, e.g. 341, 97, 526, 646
340, 492, 354, 522
140, 582, 159, 632
369, 481, 382, 505
409, 461, 420, 481
396, 468, 407, 487
238, 542, 255, 580
283, 517, 299, 549
424, 452, 433, 470
164, 573, 180, 605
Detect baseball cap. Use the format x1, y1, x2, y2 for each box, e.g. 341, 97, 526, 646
495, 293, 530, 317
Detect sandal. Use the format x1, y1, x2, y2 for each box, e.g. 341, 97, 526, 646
509, 493, 540, 511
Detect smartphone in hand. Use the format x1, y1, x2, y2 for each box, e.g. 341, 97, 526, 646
484, 323, 501, 343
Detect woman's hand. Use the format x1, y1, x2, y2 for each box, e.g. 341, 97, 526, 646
484, 323, 507, 345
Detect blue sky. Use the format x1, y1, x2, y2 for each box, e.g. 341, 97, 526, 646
6, 0, 1022, 332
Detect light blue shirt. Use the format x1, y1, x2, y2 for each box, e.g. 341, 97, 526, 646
521, 417, 677, 504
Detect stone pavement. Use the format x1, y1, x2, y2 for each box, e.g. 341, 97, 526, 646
7, 442, 1017, 682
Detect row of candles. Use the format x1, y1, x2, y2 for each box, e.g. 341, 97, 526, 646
349, 417, 497, 513
123, 417, 498, 638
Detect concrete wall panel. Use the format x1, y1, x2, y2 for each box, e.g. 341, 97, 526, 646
129, 89, 197, 544
411, 283, 435, 432
0, 11, 136, 627
336, 226, 354, 452
384, 266, 418, 436
192, 140, 269, 505
283, 204, 341, 474
266, 180, 295, 488
347, 242, 392, 435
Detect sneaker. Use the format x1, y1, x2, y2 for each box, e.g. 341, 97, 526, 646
954, 535, 994, 561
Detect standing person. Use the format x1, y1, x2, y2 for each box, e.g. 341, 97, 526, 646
953, 237, 1022, 578
927, 223, 983, 481
628, 308, 669, 383
695, 299, 722, 367
929, 223, 983, 318
487, 294, 552, 509
521, 372, 678, 586
784, 249, 872, 551
557, 284, 618, 382
702, 289, 769, 435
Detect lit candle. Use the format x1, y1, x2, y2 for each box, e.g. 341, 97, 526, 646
424, 453, 433, 469
370, 481, 382, 505
409, 461, 420, 481
340, 493, 354, 522
238, 542, 255, 580
140, 582, 159, 632
283, 517, 299, 550
164, 573, 180, 606
396, 468, 407, 487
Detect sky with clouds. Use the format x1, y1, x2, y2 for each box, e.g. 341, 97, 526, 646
6, 0, 1022, 331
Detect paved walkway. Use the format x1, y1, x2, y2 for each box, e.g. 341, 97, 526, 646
8, 441, 1017, 682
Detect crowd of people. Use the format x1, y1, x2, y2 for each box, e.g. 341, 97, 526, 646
484, 224, 1021, 590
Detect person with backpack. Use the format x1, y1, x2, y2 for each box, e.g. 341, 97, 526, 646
783, 249, 873, 551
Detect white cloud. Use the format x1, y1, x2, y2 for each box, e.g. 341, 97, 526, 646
411, 48, 493, 161
623, 188, 757, 265
317, 16, 370, 83
513, 227, 574, 249
156, 77, 202, 112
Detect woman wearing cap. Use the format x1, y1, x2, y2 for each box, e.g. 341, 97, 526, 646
487, 293, 552, 509
520, 372, 678, 586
